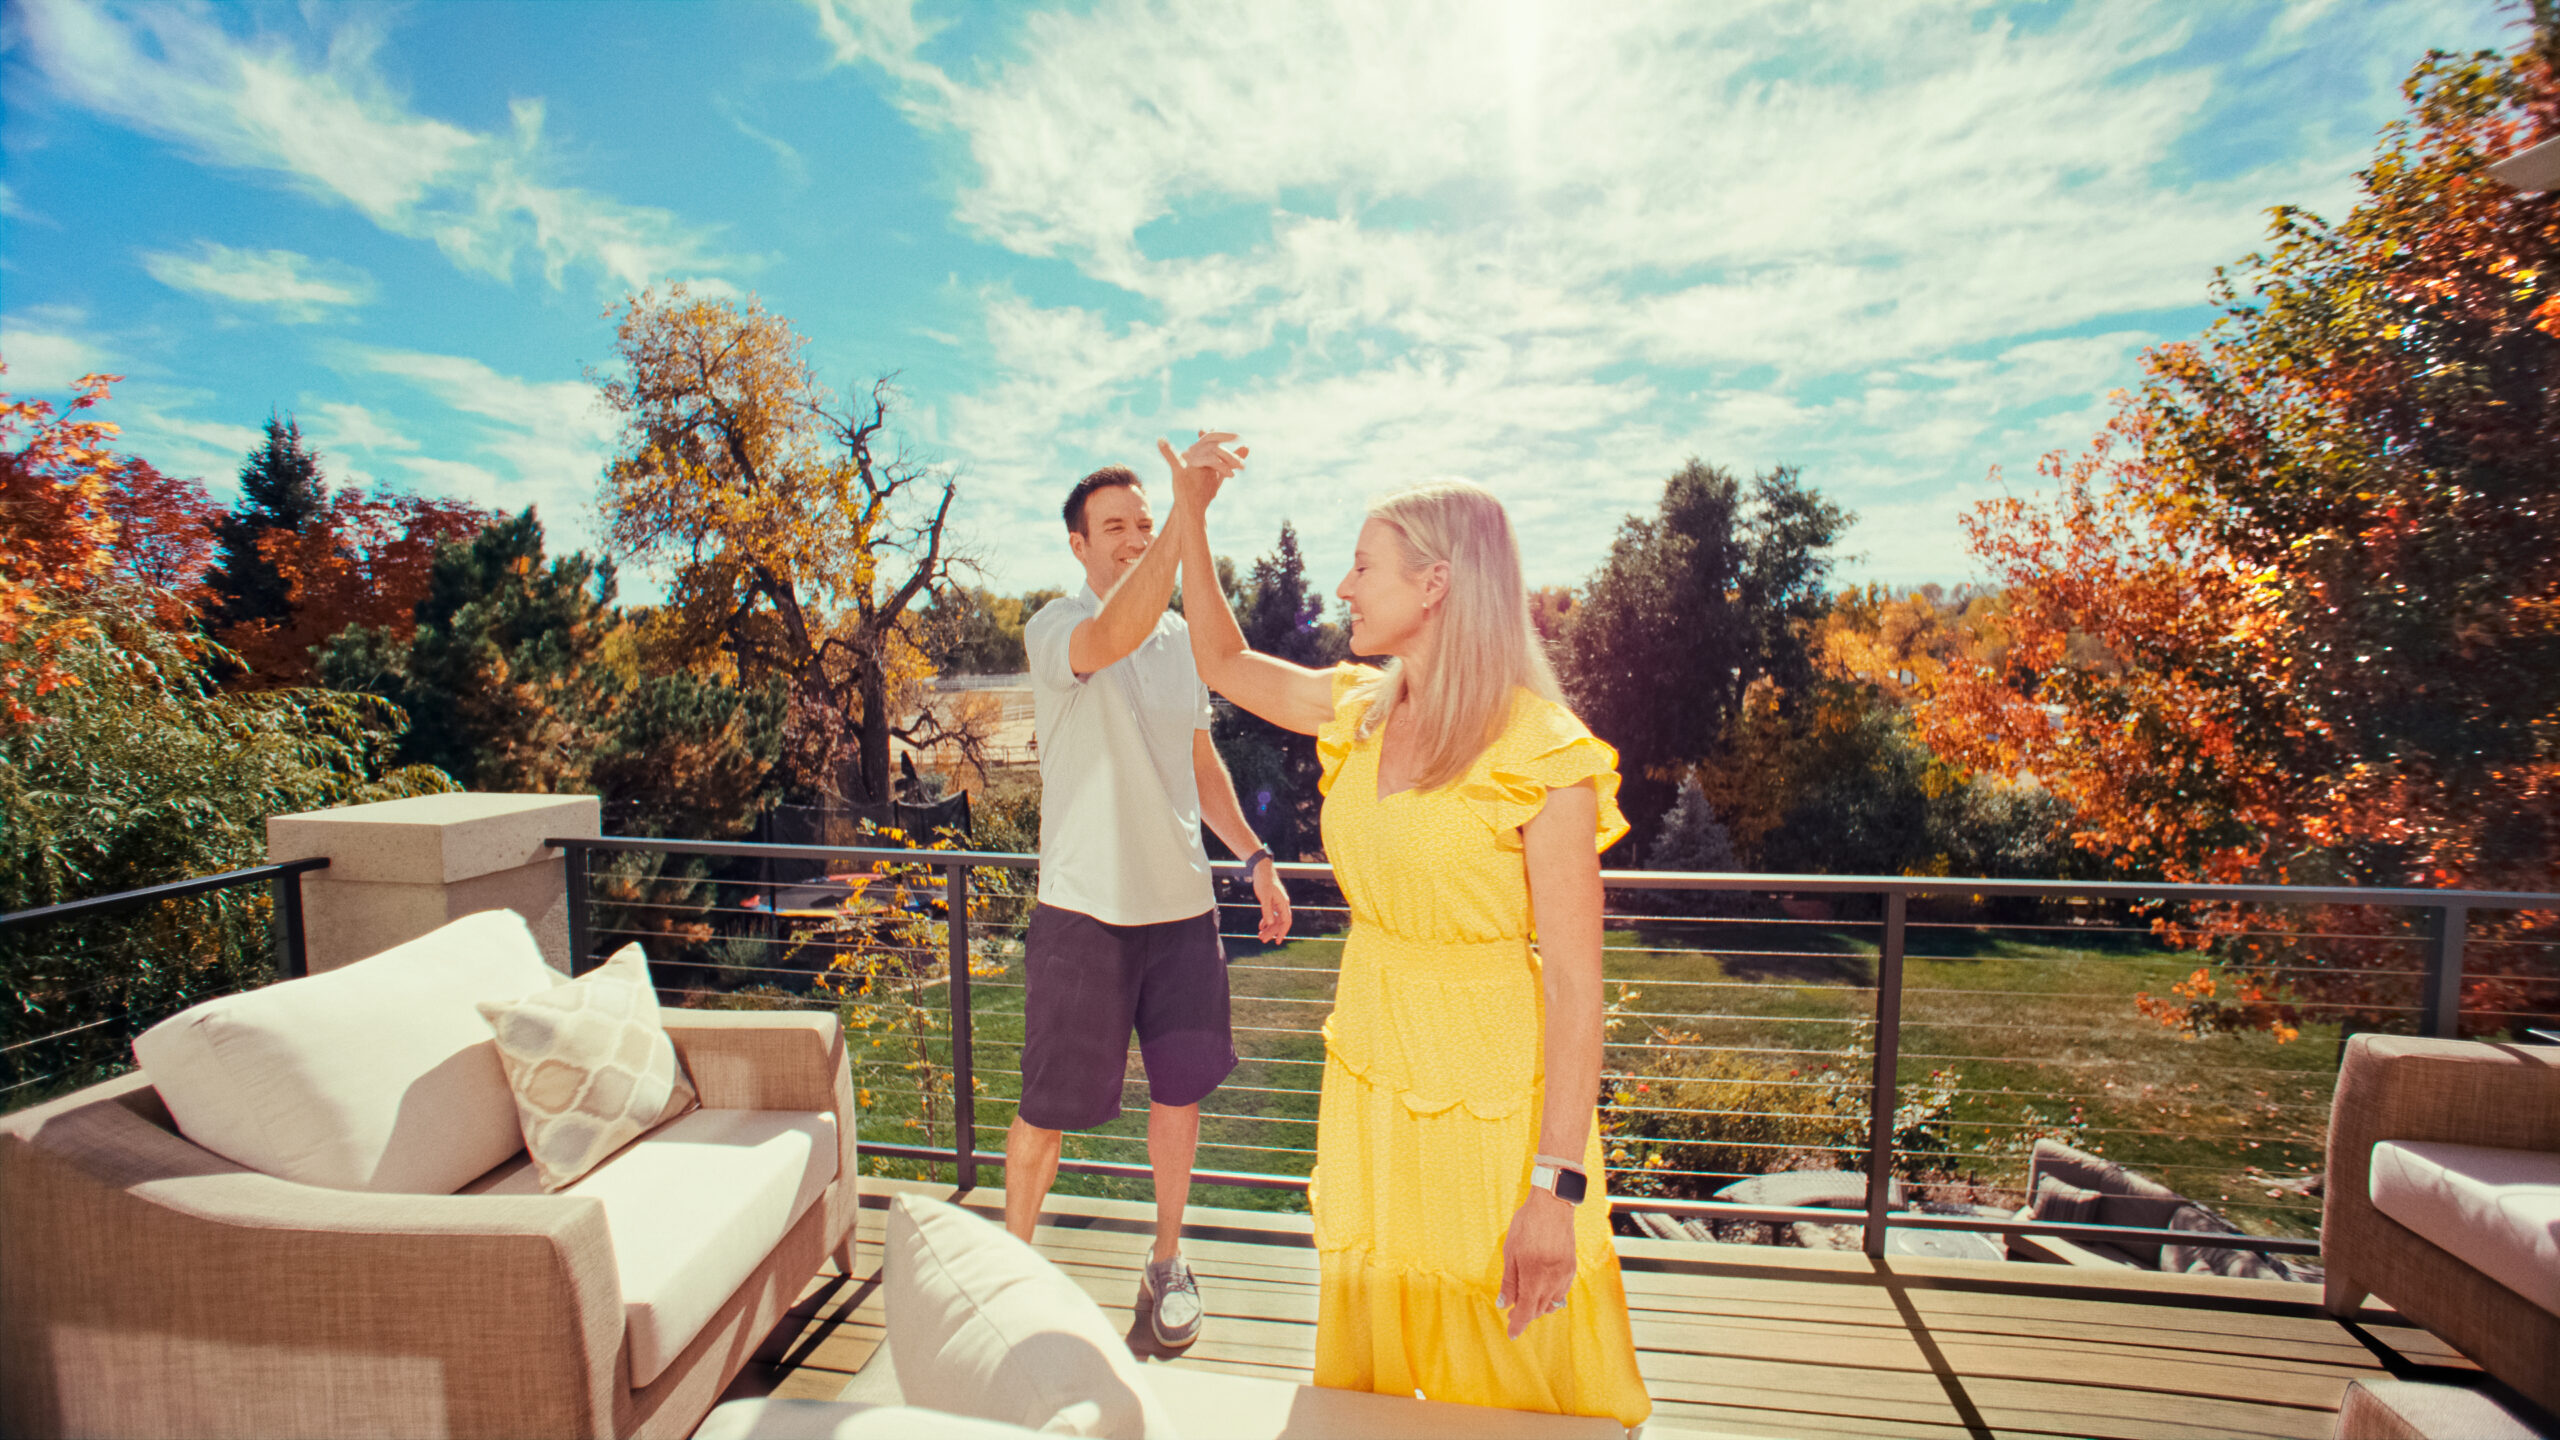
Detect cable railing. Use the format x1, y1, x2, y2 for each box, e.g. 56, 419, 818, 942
555, 833, 2560, 1265
0, 857, 330, 1106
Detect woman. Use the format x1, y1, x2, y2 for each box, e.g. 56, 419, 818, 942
1176, 475, 1650, 1424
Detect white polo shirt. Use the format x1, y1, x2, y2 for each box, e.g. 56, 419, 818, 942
1025, 586, 1217, 927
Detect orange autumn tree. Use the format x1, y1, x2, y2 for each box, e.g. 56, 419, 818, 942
0, 369, 222, 720
219, 487, 493, 689
1921, 32, 2560, 1039
596, 286, 980, 804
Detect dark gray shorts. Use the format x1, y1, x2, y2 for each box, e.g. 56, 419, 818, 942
1016, 903, 1234, 1131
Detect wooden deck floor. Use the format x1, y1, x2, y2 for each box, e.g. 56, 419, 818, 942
725, 1180, 2480, 1439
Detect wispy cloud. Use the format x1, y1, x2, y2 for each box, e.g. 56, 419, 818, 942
816, 0, 2491, 589
307, 400, 415, 454
15, 0, 733, 292
349, 346, 619, 553
0, 308, 116, 392
717, 98, 809, 188
141, 242, 374, 322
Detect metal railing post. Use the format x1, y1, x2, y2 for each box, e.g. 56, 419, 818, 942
1863, 890, 1907, 1258
2421, 903, 2467, 1039
947, 858, 976, 1191
565, 843, 593, 976
271, 865, 308, 979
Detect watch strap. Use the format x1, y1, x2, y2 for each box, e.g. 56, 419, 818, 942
1530, 1161, 1589, 1205
1240, 847, 1274, 876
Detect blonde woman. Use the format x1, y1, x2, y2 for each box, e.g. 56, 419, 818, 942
1172, 467, 1650, 1424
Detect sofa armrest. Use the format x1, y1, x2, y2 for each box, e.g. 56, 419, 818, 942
2326, 1035, 2560, 1219
664, 1010, 847, 1114
1, 1073, 627, 1440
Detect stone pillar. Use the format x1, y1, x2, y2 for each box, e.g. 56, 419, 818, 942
266, 793, 600, 974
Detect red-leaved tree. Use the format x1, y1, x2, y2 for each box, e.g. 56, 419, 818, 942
1921, 29, 2560, 1039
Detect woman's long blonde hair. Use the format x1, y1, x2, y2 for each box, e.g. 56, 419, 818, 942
1349, 479, 1563, 791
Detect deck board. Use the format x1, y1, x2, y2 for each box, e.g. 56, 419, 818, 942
723, 1179, 2472, 1438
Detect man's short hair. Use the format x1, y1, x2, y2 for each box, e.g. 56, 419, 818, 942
1063, 465, 1142, 535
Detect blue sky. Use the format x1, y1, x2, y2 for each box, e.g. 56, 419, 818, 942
0, 0, 2518, 601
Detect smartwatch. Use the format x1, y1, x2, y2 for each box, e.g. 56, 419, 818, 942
1240, 847, 1274, 878
1529, 1160, 1588, 1205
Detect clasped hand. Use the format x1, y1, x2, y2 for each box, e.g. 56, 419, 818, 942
1155, 429, 1247, 511
1496, 1187, 1577, 1338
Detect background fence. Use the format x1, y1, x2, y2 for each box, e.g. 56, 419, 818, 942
556, 833, 2560, 1263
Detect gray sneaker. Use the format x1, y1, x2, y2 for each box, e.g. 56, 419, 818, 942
1141, 1252, 1203, 1348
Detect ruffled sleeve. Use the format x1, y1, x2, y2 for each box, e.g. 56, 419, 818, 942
1458, 694, 1630, 853
1314, 664, 1382, 797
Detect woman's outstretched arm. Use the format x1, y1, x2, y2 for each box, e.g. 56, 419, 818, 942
1170, 445, 1336, 737
1501, 780, 1605, 1337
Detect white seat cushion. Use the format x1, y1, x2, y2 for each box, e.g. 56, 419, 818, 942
133, 909, 560, 1193
883, 1194, 1176, 1439
472, 1108, 837, 1386
2369, 1139, 2560, 1318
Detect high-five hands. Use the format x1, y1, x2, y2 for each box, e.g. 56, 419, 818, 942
1156, 430, 1247, 513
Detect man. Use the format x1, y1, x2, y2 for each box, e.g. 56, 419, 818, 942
1010, 431, 1291, 1349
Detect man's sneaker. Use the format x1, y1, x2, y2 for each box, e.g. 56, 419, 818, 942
1141, 1252, 1203, 1348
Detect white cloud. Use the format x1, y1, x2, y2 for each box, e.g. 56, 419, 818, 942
141, 242, 374, 321
307, 400, 414, 453
350, 347, 620, 553
15, 0, 733, 292
820, 0, 2499, 592
0, 310, 116, 392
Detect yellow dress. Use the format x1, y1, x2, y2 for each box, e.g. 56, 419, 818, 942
1309, 668, 1652, 1426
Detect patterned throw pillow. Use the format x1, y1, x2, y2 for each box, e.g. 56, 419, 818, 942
477, 943, 697, 1190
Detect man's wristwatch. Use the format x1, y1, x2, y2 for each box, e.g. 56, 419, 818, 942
1240, 847, 1274, 878
1529, 1158, 1588, 1205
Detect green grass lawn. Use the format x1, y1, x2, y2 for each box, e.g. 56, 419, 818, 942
831, 897, 2338, 1239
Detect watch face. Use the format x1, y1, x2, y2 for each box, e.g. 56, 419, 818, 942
1555, 1167, 1589, 1204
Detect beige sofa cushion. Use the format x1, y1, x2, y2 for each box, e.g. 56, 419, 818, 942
478, 943, 697, 1189
470, 1107, 835, 1386
884, 1194, 1176, 1439
132, 908, 560, 1193
2369, 1139, 2560, 1319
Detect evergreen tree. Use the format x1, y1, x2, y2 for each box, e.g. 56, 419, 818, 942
1647, 776, 1741, 914
1558, 460, 1850, 852
1211, 522, 1344, 862
205, 416, 327, 635
318, 507, 781, 836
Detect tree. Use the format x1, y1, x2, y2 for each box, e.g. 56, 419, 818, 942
1211, 522, 1344, 861
1645, 777, 1741, 914
1559, 460, 1852, 850
596, 287, 977, 803
1919, 29, 2560, 1036
205, 416, 326, 637
3, 599, 453, 1101
220, 486, 494, 688
321, 508, 784, 834
925, 586, 1048, 675
0, 369, 221, 720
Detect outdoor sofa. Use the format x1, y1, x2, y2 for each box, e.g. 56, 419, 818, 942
0, 909, 860, 1440
2320, 1033, 2560, 1424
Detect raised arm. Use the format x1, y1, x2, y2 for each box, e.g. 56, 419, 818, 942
1065, 433, 1243, 677
1176, 467, 1336, 736
1500, 781, 1605, 1338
